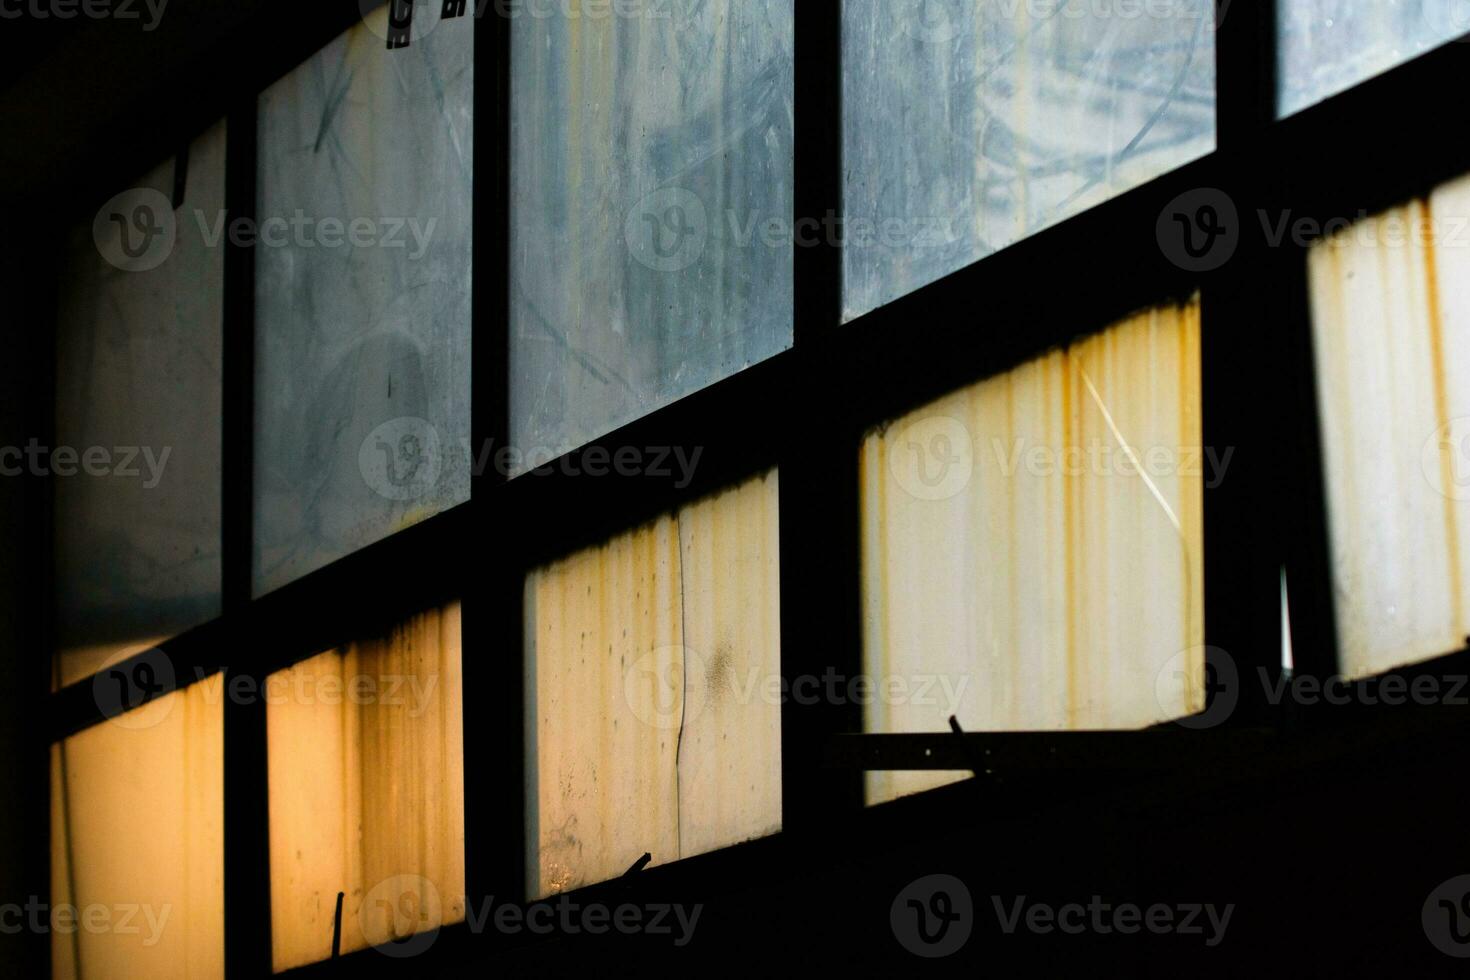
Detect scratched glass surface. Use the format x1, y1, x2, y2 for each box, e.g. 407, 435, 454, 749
254, 6, 472, 596
843, 0, 1216, 321
1279, 0, 1468, 117
509, 1, 795, 472
54, 122, 226, 690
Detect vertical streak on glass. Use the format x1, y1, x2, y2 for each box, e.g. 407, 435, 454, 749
509, 2, 795, 468
266, 601, 465, 972
860, 300, 1204, 804
1308, 179, 1470, 680
525, 472, 781, 898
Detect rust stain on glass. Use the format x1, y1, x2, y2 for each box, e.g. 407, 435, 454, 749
526, 472, 781, 898
860, 301, 1205, 804
266, 602, 465, 972
1308, 178, 1470, 680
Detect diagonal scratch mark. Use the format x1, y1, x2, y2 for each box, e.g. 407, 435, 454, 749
1078, 363, 1182, 534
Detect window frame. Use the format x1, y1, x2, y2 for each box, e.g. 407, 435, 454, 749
38, 1, 1470, 975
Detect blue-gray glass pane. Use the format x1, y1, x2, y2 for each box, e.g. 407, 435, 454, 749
55, 122, 226, 688
1278, 0, 1467, 116
509, 1, 795, 470
843, 0, 1217, 321
254, 8, 473, 597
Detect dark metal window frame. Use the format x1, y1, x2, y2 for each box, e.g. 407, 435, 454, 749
37, 1, 1470, 975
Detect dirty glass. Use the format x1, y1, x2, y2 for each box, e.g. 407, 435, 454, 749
861, 300, 1205, 804
509, 1, 795, 471
1278, 0, 1469, 117
1308, 177, 1470, 680
843, 0, 1217, 321
255, 6, 473, 596
54, 122, 226, 690
267, 601, 465, 972
526, 472, 781, 898
51, 683, 224, 978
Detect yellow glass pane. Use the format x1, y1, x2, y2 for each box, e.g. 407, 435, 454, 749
526, 471, 782, 898
267, 601, 465, 972
1309, 178, 1470, 680
50, 683, 224, 979
861, 300, 1206, 804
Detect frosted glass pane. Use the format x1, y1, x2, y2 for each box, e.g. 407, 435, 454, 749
861, 300, 1205, 804
1278, 0, 1467, 117
267, 601, 465, 972
1308, 178, 1470, 680
526, 472, 781, 897
255, 7, 473, 596
843, 0, 1216, 321
54, 122, 226, 689
50, 684, 224, 979
510, 2, 795, 469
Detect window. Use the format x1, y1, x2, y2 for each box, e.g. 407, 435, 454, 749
860, 299, 1204, 803
254, 6, 473, 596
1307, 175, 1470, 680
50, 685, 224, 978
54, 122, 226, 689
526, 472, 781, 897
842, 0, 1216, 320
509, 1, 795, 468
1278, 0, 1469, 117
43, 0, 1466, 970
267, 602, 465, 972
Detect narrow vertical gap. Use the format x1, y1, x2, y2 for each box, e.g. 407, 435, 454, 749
221, 97, 271, 980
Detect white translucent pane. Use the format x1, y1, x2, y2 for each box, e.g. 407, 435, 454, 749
255, 7, 473, 596
843, 0, 1216, 321
54, 122, 226, 689
510, 2, 795, 469
1308, 179, 1470, 681
861, 300, 1205, 804
267, 602, 465, 973
1278, 0, 1468, 117
526, 472, 781, 897
51, 684, 224, 979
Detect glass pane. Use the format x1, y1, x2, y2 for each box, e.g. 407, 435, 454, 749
510, 2, 795, 471
54, 122, 226, 689
860, 300, 1205, 804
267, 601, 464, 972
843, 0, 1216, 321
255, 7, 473, 596
526, 472, 781, 897
1308, 177, 1470, 680
51, 683, 225, 978
1278, 0, 1468, 117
